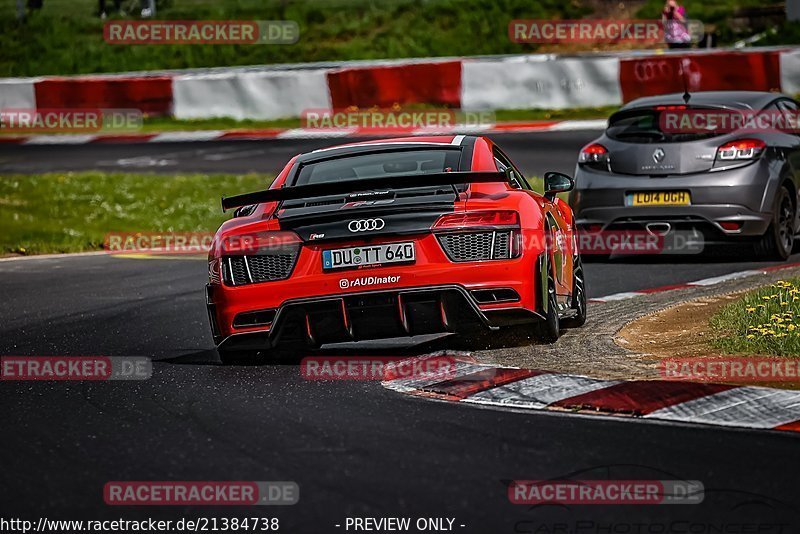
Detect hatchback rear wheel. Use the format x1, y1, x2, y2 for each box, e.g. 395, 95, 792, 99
755, 186, 795, 260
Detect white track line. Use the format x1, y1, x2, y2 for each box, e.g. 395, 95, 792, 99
149, 131, 225, 142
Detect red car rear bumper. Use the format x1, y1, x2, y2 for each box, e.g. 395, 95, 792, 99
207, 238, 544, 349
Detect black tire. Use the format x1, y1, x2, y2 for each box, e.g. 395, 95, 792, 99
561, 254, 587, 328
533, 273, 560, 343
755, 185, 795, 261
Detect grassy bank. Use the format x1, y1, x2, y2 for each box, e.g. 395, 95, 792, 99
5, 0, 793, 78
0, 172, 273, 255
0, 170, 561, 257
2, 0, 587, 77
710, 279, 800, 356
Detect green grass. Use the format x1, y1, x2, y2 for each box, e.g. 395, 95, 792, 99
0, 172, 273, 255
0, 170, 562, 257
710, 279, 800, 356
138, 107, 615, 132
0, 106, 615, 134
4, 0, 792, 77
2, 0, 588, 77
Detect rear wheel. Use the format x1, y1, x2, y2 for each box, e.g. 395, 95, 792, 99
561, 254, 587, 328
755, 186, 795, 260
533, 273, 560, 343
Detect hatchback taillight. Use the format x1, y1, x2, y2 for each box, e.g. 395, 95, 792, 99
578, 143, 610, 171
715, 139, 766, 162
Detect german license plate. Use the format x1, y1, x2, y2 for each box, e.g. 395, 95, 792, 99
322, 242, 415, 270
628, 191, 691, 206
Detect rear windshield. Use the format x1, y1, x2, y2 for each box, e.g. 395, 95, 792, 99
294, 149, 462, 186
606, 107, 728, 144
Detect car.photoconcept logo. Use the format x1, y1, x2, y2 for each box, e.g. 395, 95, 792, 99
347, 218, 385, 232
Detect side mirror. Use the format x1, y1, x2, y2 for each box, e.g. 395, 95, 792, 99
543, 171, 574, 201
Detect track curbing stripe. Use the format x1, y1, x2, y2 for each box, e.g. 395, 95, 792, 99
383, 362, 800, 433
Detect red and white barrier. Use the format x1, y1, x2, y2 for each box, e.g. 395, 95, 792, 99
0, 78, 38, 109
2, 47, 799, 124
462, 56, 622, 110
327, 60, 462, 109
173, 70, 331, 120
619, 50, 783, 102
780, 48, 800, 95
34, 76, 173, 115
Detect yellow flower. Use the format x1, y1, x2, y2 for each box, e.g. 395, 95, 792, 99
790, 324, 797, 331
746, 334, 756, 339
746, 307, 756, 312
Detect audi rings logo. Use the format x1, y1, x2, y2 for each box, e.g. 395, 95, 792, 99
348, 218, 385, 232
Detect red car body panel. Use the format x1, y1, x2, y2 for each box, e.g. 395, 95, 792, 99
206, 135, 578, 350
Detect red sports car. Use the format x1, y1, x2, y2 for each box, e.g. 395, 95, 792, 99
207, 135, 586, 363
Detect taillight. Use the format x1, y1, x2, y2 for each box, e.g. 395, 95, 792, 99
432, 211, 519, 230
218, 231, 302, 286
654, 105, 687, 111
715, 139, 766, 162
578, 143, 610, 171
433, 212, 521, 262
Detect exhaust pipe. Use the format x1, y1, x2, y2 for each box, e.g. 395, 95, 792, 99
645, 222, 672, 236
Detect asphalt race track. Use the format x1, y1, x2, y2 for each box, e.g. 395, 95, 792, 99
0, 132, 591, 177
2, 131, 800, 532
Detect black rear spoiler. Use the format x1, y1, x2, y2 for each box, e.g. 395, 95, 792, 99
221, 171, 506, 212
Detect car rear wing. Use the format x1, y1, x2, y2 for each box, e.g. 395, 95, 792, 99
221, 171, 507, 212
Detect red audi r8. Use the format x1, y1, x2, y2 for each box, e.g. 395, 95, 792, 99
207, 135, 586, 363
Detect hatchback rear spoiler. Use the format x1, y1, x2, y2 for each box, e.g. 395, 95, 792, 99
221, 171, 506, 212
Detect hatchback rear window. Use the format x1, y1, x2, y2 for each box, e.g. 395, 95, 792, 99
606, 107, 728, 144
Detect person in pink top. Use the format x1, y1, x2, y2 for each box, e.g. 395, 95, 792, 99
662, 0, 692, 49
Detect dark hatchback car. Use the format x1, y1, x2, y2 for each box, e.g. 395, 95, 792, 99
571, 91, 800, 259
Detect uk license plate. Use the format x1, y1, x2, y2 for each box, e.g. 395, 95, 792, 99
628, 191, 691, 206
322, 242, 416, 270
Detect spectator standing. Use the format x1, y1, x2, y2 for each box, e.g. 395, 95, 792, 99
663, 0, 692, 49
